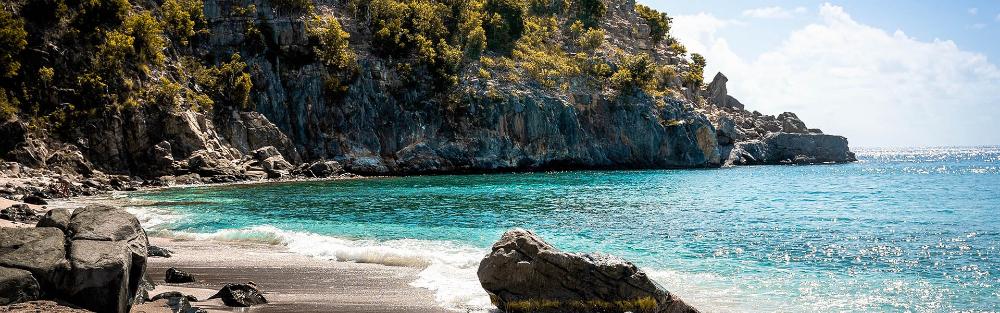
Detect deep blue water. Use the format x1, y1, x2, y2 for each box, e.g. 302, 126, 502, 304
126, 147, 1000, 312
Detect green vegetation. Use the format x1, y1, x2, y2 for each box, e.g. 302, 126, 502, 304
610, 53, 654, 94
0, 0, 708, 127
573, 0, 605, 29
635, 4, 670, 45
0, 8, 26, 78
683, 53, 706, 87
162, 0, 206, 46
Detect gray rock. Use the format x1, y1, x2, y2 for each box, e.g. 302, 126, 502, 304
0, 266, 41, 305
36, 208, 71, 231
0, 204, 39, 223
477, 229, 699, 313
68, 205, 146, 242
66, 239, 146, 313
150, 291, 198, 302
251, 146, 282, 161
208, 282, 268, 307
0, 227, 69, 288
148, 246, 173, 258
165, 267, 195, 283
22, 194, 46, 205
62, 205, 148, 313
304, 160, 343, 177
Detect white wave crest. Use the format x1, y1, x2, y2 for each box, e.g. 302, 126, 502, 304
154, 224, 494, 311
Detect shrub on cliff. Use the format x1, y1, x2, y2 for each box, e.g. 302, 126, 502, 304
162, 0, 206, 46
0, 8, 26, 78
683, 53, 706, 88
483, 0, 525, 54
610, 53, 655, 95
635, 4, 670, 45
574, 0, 605, 29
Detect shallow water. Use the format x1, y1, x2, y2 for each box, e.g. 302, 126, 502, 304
127, 147, 1000, 312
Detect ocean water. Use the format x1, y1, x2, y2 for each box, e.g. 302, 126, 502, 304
125, 147, 1000, 312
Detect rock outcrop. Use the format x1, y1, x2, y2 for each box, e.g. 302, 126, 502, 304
0, 205, 148, 313
478, 229, 699, 313
723, 133, 856, 166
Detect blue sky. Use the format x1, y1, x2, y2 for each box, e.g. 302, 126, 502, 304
639, 1, 1000, 147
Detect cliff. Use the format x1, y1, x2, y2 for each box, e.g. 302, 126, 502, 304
0, 0, 855, 188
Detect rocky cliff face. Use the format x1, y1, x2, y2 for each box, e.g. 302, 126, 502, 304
0, 0, 854, 187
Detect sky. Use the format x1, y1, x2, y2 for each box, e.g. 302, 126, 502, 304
638, 0, 1000, 147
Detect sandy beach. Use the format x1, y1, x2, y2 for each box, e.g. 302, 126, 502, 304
136, 237, 451, 313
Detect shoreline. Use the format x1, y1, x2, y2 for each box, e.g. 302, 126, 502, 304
137, 237, 451, 313
9, 186, 466, 313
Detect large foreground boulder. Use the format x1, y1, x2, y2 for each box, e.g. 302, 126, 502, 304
477, 229, 699, 313
62, 205, 149, 313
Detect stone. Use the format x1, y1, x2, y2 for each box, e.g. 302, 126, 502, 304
0, 227, 69, 288
0, 267, 41, 305
61, 205, 148, 313
477, 229, 699, 313
65, 239, 146, 313
148, 246, 173, 258
150, 291, 199, 302
251, 146, 282, 161
0, 204, 38, 223
165, 267, 195, 283
305, 160, 343, 178
184, 150, 241, 177
36, 208, 71, 231
46, 147, 94, 176
21, 195, 46, 205
208, 282, 268, 307
68, 205, 146, 242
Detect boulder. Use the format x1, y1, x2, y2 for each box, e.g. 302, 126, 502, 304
251, 146, 282, 161
150, 291, 199, 302
21, 194, 47, 205
0, 227, 69, 289
304, 160, 343, 178
62, 205, 148, 313
165, 267, 195, 283
0, 267, 41, 305
36, 208, 71, 231
0, 204, 39, 223
46, 147, 94, 176
184, 150, 241, 177
477, 229, 699, 313
148, 246, 173, 258
208, 282, 268, 307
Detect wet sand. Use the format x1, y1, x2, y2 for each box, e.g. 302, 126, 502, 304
136, 237, 450, 313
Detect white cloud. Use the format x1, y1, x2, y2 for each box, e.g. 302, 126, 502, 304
673, 3, 1000, 147
742, 6, 807, 19
971, 23, 987, 30
996, 13, 1000, 21
968, 8, 978, 15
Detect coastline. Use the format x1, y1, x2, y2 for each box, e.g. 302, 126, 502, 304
50, 192, 462, 313
137, 237, 450, 313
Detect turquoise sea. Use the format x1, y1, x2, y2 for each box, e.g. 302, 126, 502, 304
125, 147, 1000, 312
